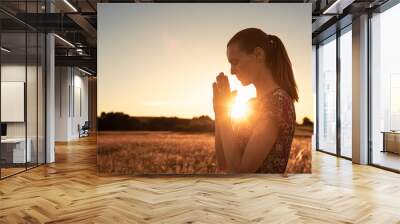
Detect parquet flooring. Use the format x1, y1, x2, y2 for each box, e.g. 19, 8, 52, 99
1, 167, 26, 178
1, 135, 400, 223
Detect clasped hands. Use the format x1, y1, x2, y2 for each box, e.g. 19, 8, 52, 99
213, 72, 237, 119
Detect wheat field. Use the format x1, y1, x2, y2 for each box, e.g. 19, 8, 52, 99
97, 131, 311, 174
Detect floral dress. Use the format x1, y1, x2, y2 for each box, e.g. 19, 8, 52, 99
232, 87, 296, 173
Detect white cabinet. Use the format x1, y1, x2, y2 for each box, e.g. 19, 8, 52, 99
1, 138, 32, 163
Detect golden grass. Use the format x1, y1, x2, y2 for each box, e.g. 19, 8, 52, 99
97, 131, 311, 174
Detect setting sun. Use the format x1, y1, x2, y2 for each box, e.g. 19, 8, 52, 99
228, 76, 256, 120
231, 100, 249, 119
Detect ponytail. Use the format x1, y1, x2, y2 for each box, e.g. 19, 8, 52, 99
265, 35, 298, 102
227, 28, 298, 102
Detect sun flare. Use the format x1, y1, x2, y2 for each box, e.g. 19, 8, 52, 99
228, 77, 257, 120
230, 100, 249, 119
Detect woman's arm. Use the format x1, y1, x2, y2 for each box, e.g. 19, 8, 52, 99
217, 115, 241, 172
214, 120, 227, 171
218, 113, 279, 173
213, 73, 278, 173
213, 75, 230, 171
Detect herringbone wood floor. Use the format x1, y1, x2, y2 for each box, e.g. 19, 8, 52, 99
1, 135, 400, 223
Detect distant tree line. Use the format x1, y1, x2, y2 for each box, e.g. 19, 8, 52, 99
97, 112, 314, 132
98, 112, 215, 132
301, 117, 313, 126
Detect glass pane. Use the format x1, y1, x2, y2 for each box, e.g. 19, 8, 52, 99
0, 1, 23, 13
1, 32, 27, 177
371, 3, 400, 171
317, 36, 337, 154
39, 1, 46, 14
38, 33, 45, 165
27, 31, 38, 169
26, 0, 39, 14
340, 28, 352, 158
0, 2, 28, 33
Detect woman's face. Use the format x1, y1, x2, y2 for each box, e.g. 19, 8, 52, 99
227, 42, 261, 86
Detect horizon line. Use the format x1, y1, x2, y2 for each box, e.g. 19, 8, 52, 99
97, 111, 314, 122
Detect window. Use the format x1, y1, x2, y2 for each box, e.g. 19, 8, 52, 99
339, 27, 352, 158
317, 35, 337, 154
370, 2, 400, 171
0, 1, 46, 179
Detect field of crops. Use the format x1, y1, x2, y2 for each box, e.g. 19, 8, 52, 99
97, 131, 311, 174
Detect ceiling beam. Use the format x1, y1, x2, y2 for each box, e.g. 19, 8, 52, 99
322, 0, 356, 14
66, 13, 97, 47
55, 55, 96, 72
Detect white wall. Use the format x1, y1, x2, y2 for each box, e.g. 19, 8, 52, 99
1, 65, 27, 142
1, 65, 38, 137
55, 67, 69, 141
55, 67, 89, 141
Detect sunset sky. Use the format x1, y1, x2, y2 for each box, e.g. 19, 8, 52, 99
98, 3, 313, 123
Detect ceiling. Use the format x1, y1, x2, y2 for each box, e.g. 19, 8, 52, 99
0, 0, 391, 75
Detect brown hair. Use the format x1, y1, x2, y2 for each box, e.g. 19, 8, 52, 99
227, 28, 299, 102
